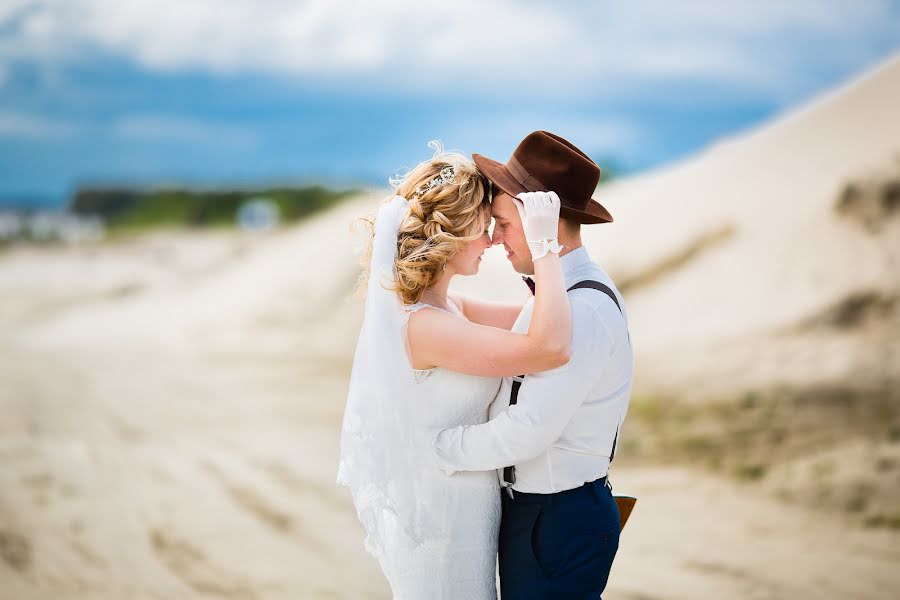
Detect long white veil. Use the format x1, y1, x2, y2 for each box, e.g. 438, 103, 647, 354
337, 195, 438, 563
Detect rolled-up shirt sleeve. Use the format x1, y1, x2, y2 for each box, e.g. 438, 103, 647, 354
432, 298, 607, 474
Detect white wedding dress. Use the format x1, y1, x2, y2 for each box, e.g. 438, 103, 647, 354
384, 301, 502, 599
338, 196, 502, 599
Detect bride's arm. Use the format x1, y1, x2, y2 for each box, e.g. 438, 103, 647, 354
448, 292, 524, 330
408, 254, 572, 377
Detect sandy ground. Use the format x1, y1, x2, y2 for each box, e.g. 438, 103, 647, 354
1, 192, 899, 600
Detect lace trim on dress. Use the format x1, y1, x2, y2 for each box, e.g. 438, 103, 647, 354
413, 368, 433, 384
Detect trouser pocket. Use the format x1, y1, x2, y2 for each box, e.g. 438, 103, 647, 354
531, 498, 620, 581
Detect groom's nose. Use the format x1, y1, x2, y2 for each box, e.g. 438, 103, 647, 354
490, 228, 502, 246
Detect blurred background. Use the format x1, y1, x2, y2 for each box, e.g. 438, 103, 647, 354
1, 1, 899, 598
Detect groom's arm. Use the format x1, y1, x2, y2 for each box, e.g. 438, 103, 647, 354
432, 299, 608, 473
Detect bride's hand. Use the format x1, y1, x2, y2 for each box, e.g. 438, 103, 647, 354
514, 191, 563, 260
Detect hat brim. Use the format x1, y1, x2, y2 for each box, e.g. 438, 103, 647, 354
473, 153, 613, 224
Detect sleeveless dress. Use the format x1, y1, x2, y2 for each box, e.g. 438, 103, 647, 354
373, 300, 502, 600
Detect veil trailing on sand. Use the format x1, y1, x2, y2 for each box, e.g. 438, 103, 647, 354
337, 195, 442, 563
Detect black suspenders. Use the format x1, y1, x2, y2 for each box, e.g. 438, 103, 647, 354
502, 377, 525, 485
502, 280, 627, 486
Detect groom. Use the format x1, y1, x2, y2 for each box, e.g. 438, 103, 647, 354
432, 131, 633, 598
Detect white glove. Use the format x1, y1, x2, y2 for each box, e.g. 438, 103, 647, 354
513, 191, 564, 260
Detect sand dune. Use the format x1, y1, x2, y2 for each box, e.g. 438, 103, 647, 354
581, 54, 900, 400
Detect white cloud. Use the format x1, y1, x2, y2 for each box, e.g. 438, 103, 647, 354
0, 109, 257, 146
0, 111, 80, 138
449, 113, 643, 155
2, 0, 573, 79
1, 0, 898, 98
110, 114, 258, 148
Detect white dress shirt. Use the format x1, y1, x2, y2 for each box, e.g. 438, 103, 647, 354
432, 246, 633, 493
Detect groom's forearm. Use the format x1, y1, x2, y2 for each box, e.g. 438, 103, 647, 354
432, 404, 572, 473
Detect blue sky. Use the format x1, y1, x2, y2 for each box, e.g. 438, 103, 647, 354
1, 1, 899, 207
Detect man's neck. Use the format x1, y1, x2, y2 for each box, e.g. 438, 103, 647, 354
558, 235, 583, 257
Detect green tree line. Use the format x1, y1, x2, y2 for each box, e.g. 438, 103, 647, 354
69, 185, 357, 230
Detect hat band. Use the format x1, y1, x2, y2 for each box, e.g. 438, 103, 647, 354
507, 155, 549, 192
507, 155, 591, 210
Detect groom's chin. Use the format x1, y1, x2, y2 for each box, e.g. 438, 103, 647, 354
504, 251, 532, 275
508, 258, 533, 276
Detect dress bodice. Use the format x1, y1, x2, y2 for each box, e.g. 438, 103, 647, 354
403, 300, 502, 431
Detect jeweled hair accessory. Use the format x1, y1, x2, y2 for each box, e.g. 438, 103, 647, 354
413, 165, 457, 199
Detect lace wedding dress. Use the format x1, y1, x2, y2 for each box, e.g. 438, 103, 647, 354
338, 196, 502, 599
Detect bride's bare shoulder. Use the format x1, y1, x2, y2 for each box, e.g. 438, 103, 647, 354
405, 302, 459, 329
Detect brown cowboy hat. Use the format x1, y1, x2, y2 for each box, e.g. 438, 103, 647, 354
473, 130, 613, 224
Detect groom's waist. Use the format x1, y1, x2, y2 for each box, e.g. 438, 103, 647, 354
501, 448, 611, 494
504, 475, 610, 504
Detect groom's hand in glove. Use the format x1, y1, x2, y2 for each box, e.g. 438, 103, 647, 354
513, 191, 564, 260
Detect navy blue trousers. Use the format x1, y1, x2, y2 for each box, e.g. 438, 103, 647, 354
498, 478, 620, 599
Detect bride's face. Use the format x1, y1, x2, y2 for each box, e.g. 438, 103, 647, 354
447, 207, 492, 276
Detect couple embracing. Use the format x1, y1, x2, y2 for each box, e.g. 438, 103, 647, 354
338, 131, 633, 599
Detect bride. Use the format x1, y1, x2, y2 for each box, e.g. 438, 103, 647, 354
337, 143, 572, 599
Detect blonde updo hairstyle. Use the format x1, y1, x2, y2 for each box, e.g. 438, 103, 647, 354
392, 142, 490, 304
356, 142, 490, 305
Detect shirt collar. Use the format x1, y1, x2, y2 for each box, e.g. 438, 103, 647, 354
561, 245, 591, 287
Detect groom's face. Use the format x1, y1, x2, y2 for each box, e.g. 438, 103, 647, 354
490, 190, 534, 275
